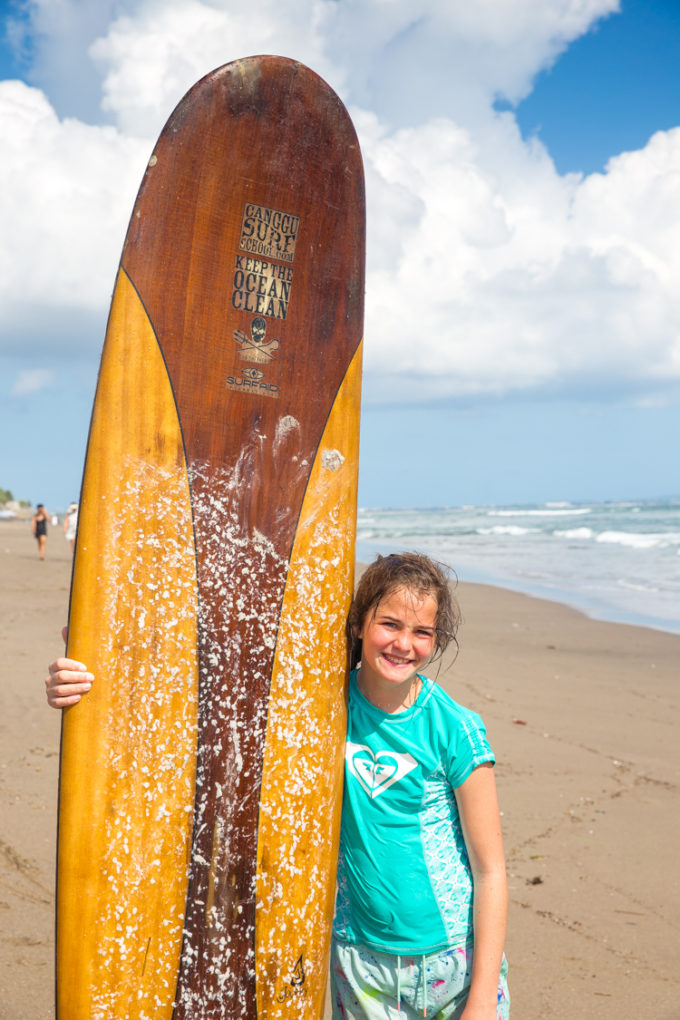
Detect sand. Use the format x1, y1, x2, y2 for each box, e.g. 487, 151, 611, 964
1, 518, 678, 1019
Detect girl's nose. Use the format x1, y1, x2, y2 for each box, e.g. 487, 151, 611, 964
391, 629, 411, 650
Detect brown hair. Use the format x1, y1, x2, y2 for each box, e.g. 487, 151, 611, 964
347, 552, 460, 669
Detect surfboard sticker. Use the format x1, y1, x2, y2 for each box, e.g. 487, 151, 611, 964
56, 55, 364, 1020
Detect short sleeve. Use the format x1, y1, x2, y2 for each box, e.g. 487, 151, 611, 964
446, 708, 495, 788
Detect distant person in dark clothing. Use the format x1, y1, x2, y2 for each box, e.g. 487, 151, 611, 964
32, 504, 49, 560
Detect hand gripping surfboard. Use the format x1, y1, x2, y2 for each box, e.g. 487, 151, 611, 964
56, 55, 364, 1020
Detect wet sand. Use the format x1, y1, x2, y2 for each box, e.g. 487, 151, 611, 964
1, 519, 678, 1018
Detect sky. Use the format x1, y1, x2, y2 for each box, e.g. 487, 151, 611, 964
1, 0, 679, 511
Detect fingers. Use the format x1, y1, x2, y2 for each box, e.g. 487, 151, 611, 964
45, 656, 93, 709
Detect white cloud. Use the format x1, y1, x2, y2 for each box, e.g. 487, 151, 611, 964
90, 0, 337, 138
1, 0, 678, 411
10, 368, 54, 396
11, 0, 619, 131
0, 79, 147, 354
359, 113, 680, 402
5, 0, 122, 123
319, 0, 620, 126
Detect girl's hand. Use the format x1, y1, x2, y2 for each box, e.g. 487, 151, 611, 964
45, 627, 93, 708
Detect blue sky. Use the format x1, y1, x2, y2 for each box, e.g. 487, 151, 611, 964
1, 0, 679, 511
507, 0, 680, 175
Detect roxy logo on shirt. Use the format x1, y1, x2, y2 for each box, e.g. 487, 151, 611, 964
346, 742, 418, 799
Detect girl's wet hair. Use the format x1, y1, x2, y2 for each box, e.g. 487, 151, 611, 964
347, 552, 460, 670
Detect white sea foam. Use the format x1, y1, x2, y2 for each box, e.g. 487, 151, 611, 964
488, 507, 592, 518
617, 578, 662, 593
477, 525, 533, 537
596, 530, 680, 549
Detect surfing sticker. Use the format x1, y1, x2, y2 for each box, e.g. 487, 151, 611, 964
233, 317, 280, 363
227, 203, 300, 399
231, 254, 293, 320
225, 365, 279, 399
227, 316, 281, 397
239, 202, 300, 262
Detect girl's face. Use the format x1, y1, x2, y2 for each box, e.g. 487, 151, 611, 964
359, 586, 438, 691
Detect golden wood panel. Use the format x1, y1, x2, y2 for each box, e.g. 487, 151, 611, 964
256, 343, 363, 1019
57, 269, 200, 1019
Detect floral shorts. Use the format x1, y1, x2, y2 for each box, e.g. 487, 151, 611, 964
331, 938, 510, 1020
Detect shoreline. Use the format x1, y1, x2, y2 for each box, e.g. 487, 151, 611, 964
356, 538, 680, 638
455, 564, 680, 638
1, 521, 679, 1018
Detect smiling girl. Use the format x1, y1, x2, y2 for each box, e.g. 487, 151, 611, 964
332, 552, 509, 1020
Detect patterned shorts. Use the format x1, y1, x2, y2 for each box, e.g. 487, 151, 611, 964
331, 938, 510, 1020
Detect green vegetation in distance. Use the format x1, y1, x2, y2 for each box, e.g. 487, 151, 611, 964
0, 489, 30, 507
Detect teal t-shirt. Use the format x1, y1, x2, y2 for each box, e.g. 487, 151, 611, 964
333, 670, 495, 954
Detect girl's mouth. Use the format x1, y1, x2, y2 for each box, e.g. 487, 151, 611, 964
382, 653, 413, 666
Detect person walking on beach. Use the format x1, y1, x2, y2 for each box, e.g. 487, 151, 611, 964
32, 504, 49, 559
45, 551, 509, 1019
63, 503, 78, 551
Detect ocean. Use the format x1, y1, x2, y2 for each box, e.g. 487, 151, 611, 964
355, 499, 680, 635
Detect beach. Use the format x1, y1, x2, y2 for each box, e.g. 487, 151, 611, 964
1, 518, 678, 1019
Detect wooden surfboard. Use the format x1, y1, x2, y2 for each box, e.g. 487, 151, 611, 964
56, 56, 364, 1020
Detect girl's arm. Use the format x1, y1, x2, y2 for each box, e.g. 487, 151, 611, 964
455, 762, 508, 1020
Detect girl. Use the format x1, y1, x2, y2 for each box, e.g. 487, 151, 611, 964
45, 551, 509, 1019
332, 552, 509, 1020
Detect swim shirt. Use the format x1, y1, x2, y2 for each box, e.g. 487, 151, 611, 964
333, 670, 495, 954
